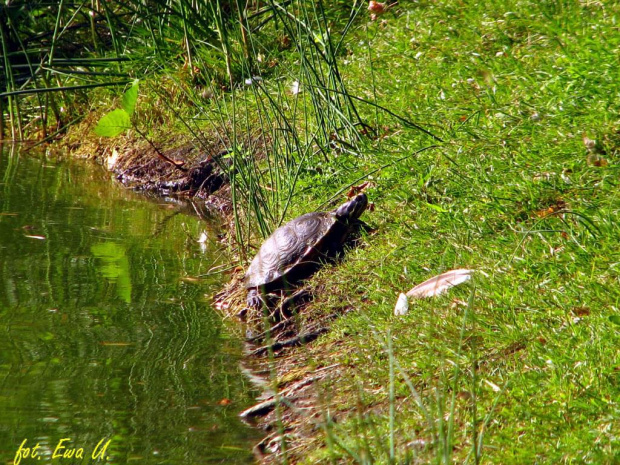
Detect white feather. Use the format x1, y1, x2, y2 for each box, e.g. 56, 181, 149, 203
406, 269, 474, 299
291, 80, 301, 95
394, 293, 409, 316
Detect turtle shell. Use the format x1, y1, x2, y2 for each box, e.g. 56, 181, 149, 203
244, 193, 367, 292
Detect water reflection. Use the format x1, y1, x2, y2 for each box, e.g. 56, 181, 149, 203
0, 145, 259, 463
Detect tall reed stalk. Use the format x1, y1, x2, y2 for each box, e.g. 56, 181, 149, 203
192, 0, 370, 249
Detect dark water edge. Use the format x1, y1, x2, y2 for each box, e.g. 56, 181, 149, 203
0, 145, 260, 463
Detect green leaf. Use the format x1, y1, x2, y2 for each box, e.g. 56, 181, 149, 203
609, 315, 620, 326
121, 79, 139, 116
94, 109, 131, 137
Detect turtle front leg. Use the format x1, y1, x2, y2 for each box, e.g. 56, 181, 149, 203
246, 288, 264, 309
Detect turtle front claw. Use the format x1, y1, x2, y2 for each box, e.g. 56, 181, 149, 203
246, 289, 263, 309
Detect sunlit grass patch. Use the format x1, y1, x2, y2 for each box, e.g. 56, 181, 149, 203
279, 0, 620, 463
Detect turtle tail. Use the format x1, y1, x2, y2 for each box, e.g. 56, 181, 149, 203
334, 193, 368, 220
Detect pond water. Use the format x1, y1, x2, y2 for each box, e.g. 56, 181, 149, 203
0, 145, 260, 463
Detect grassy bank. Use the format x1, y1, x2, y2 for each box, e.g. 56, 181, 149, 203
282, 1, 620, 463
8, 0, 620, 463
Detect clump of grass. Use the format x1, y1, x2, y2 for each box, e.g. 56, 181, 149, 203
162, 0, 439, 250
0, 1, 260, 139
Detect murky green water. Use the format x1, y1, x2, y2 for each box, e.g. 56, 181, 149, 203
0, 146, 260, 463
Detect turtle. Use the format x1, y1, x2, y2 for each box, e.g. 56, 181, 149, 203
244, 193, 368, 309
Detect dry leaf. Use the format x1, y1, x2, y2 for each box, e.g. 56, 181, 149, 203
588, 155, 608, 167
532, 172, 554, 182
534, 207, 555, 218
582, 134, 605, 154
572, 307, 590, 317
347, 181, 370, 198
484, 379, 501, 392
406, 269, 474, 299
368, 1, 388, 17
583, 135, 597, 151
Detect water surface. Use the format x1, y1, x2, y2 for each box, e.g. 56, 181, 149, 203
0, 145, 260, 463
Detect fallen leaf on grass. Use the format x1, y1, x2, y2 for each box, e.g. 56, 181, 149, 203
406, 438, 431, 450
532, 172, 554, 182
534, 199, 566, 218
368, 1, 387, 17
583, 134, 608, 166
347, 181, 370, 197
534, 207, 556, 218
609, 315, 620, 326
290, 80, 301, 95
587, 155, 608, 167
583, 134, 605, 154
572, 307, 590, 317
406, 269, 474, 299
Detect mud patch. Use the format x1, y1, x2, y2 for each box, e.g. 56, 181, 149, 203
59, 120, 234, 213
111, 142, 232, 208
215, 267, 362, 463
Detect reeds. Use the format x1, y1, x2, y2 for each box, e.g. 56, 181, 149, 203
1, 0, 434, 247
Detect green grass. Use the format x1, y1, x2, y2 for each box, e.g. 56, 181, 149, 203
265, 0, 620, 463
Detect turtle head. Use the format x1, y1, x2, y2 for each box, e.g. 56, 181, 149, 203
334, 193, 368, 221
